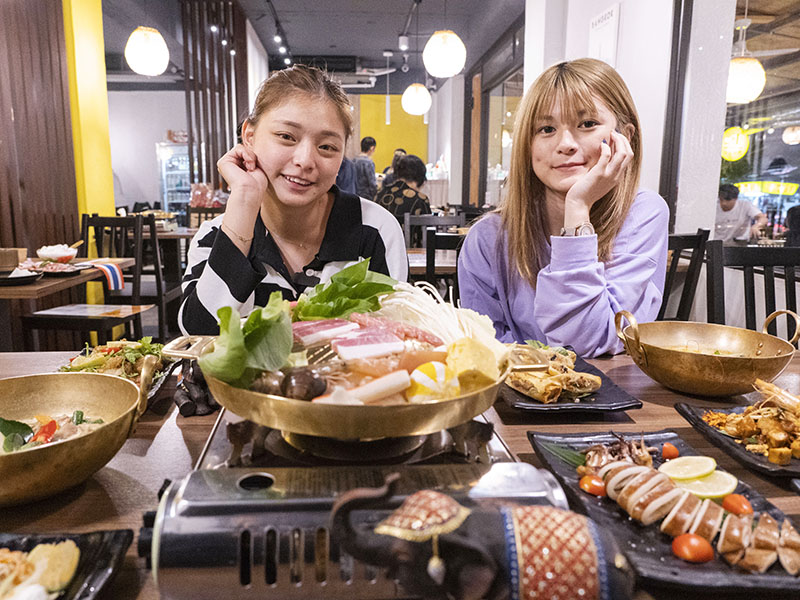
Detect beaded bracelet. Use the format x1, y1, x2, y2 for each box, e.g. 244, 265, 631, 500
221, 221, 254, 244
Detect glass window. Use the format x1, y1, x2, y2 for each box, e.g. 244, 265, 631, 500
484, 68, 524, 207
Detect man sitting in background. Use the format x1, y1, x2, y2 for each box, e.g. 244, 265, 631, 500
354, 136, 378, 199
715, 183, 767, 243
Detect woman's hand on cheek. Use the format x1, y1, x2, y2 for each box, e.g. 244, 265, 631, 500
217, 144, 269, 200
565, 130, 633, 211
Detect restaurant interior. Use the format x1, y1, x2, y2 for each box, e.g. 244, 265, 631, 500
2, 1, 800, 599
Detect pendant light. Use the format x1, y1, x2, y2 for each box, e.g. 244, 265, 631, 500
422, 0, 465, 78
384, 51, 392, 125
401, 0, 432, 116
124, 1, 169, 78
726, 2, 766, 105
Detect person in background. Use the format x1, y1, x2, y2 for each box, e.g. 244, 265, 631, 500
380, 148, 407, 190
784, 203, 800, 246
714, 183, 766, 243
374, 154, 432, 247
179, 65, 407, 335
458, 58, 669, 358
336, 155, 357, 194
354, 136, 378, 199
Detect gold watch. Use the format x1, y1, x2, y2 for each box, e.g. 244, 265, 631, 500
560, 221, 595, 236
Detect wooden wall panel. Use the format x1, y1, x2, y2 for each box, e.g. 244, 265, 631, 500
0, 0, 82, 350
182, 0, 249, 189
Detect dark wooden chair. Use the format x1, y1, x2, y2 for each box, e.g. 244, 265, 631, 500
186, 205, 225, 228
22, 214, 154, 347
706, 239, 800, 339
404, 213, 465, 248
657, 228, 709, 321
426, 227, 465, 303
108, 214, 183, 342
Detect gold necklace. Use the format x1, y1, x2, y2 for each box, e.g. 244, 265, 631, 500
271, 231, 310, 250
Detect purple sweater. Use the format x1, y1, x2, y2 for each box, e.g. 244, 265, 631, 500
458, 189, 669, 357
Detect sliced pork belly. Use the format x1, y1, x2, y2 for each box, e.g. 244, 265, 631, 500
331, 329, 405, 360
752, 513, 780, 551
717, 514, 753, 554
606, 466, 651, 501
688, 499, 724, 542
778, 520, 800, 575
737, 548, 778, 573
349, 313, 444, 346
292, 319, 359, 346
660, 491, 702, 537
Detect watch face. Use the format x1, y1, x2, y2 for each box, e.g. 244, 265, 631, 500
577, 223, 595, 236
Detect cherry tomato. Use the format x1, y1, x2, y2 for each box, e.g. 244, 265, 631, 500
722, 493, 753, 515
579, 474, 606, 497
661, 442, 680, 460
672, 533, 714, 563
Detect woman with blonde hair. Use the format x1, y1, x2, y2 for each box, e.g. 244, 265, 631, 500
458, 58, 668, 357
180, 65, 407, 334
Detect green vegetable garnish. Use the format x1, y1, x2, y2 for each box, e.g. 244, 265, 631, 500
525, 339, 570, 357
198, 291, 293, 388
293, 259, 396, 321
539, 441, 586, 468
3, 433, 26, 453
71, 410, 85, 425
0, 417, 33, 443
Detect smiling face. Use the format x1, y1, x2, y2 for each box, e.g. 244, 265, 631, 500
243, 93, 347, 209
530, 95, 619, 198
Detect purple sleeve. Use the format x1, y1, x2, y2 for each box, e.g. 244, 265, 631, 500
534, 191, 669, 357
458, 217, 515, 342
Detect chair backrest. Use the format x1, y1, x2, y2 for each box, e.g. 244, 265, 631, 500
657, 228, 709, 321
186, 206, 225, 228
404, 214, 465, 248
426, 227, 465, 302
706, 239, 800, 337
80, 213, 144, 302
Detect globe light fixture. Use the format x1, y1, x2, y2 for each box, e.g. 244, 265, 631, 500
401, 83, 431, 116
422, 30, 466, 78
726, 56, 766, 104
783, 126, 800, 146
124, 26, 170, 76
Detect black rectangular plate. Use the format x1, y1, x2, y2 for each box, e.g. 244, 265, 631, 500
0, 273, 43, 285
529, 429, 799, 595
501, 355, 643, 413
676, 402, 800, 478
0, 529, 132, 599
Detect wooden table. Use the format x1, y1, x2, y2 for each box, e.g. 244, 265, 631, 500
407, 247, 457, 276
155, 227, 197, 285
0, 258, 136, 352
1, 352, 798, 599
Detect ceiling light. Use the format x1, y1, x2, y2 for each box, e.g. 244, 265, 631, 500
401, 83, 431, 115
210, 25, 218, 33
124, 26, 170, 76
230, 49, 236, 56
398, 34, 409, 51
274, 34, 282, 43
279, 46, 286, 54
422, 30, 466, 78
726, 57, 766, 104
783, 126, 800, 145
284, 57, 291, 65
221, 39, 228, 46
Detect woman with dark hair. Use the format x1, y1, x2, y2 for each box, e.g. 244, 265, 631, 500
179, 65, 407, 335
374, 154, 432, 246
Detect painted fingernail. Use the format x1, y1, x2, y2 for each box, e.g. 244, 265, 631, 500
603, 139, 608, 144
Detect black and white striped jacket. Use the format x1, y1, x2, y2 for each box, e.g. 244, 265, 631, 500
178, 187, 408, 335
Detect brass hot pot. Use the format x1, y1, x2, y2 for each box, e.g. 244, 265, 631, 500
164, 336, 509, 440
0, 356, 155, 507
615, 309, 798, 397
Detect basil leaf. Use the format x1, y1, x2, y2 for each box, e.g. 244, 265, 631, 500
3, 432, 25, 453
0, 417, 33, 442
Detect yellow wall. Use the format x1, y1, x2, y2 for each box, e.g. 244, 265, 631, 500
63, 0, 115, 218
359, 95, 428, 172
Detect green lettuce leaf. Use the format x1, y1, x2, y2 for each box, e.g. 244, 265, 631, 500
293, 258, 396, 321
198, 292, 293, 388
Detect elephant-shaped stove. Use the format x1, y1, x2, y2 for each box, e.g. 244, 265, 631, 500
330, 473, 634, 600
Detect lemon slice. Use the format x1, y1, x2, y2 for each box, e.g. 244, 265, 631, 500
657, 456, 717, 480
674, 470, 739, 499
26, 540, 80, 592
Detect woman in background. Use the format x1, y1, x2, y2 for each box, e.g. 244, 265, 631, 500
458, 58, 668, 357
374, 154, 432, 247
179, 65, 407, 335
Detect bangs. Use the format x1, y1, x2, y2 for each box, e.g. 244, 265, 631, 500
533, 66, 600, 125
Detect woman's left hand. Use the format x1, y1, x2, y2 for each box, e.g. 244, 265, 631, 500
564, 130, 633, 216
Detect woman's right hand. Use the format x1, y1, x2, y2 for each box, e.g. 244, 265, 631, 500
216, 144, 268, 198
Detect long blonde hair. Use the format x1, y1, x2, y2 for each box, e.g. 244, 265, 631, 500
500, 58, 642, 287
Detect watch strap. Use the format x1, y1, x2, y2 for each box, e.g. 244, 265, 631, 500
560, 221, 595, 237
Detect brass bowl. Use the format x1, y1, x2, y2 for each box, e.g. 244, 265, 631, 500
0, 358, 154, 507
615, 310, 798, 397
